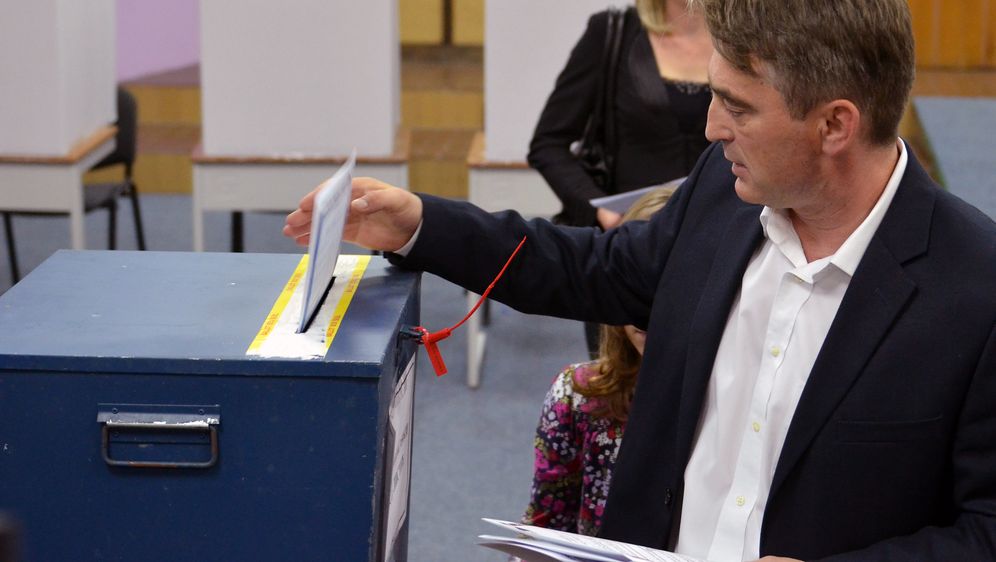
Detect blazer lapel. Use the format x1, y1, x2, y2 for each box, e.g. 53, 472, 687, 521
768, 239, 916, 496
768, 149, 936, 498
675, 205, 764, 464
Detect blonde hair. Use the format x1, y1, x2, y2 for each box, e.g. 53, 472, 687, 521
573, 186, 676, 422
636, 0, 671, 34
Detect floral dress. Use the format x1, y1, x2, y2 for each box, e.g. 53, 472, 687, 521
522, 361, 626, 536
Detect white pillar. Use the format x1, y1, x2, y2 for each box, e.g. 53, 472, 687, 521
484, 0, 616, 161
0, 0, 116, 156
199, 0, 400, 158
465, 0, 615, 387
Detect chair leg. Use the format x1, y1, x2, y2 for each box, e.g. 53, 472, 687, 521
3, 213, 20, 284
108, 200, 118, 250
128, 183, 147, 250
231, 211, 244, 253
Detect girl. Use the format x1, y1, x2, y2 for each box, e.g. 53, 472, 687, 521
522, 187, 674, 536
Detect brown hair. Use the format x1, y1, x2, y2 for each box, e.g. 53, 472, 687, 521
636, 0, 671, 34
699, 0, 914, 145
573, 187, 676, 422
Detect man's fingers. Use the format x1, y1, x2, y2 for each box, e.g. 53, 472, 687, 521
350, 188, 393, 215
287, 175, 418, 251
350, 176, 388, 201
284, 208, 309, 228
297, 185, 320, 212
349, 177, 407, 215
280, 222, 310, 246
281, 222, 311, 246
281, 221, 302, 236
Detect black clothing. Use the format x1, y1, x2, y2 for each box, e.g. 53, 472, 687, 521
528, 8, 710, 227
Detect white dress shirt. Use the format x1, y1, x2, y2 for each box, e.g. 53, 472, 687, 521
674, 141, 908, 561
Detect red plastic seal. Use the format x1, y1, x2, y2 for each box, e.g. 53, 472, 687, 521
405, 236, 527, 377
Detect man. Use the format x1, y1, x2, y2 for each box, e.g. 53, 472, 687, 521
285, 0, 995, 559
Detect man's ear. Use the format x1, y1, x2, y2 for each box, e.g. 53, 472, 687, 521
816, 99, 860, 155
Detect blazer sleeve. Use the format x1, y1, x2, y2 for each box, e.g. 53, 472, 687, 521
389, 142, 730, 330
527, 11, 612, 222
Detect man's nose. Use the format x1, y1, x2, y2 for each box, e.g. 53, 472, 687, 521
704, 97, 731, 143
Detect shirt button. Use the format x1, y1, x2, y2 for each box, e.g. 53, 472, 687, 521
752, 422, 761, 432
736, 495, 746, 507
770, 345, 781, 357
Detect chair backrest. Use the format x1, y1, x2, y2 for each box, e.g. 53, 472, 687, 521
92, 87, 137, 171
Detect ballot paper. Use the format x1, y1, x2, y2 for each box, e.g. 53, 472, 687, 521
298, 150, 356, 333
589, 177, 685, 216
478, 518, 707, 562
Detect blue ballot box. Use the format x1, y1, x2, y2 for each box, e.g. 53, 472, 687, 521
0, 251, 420, 562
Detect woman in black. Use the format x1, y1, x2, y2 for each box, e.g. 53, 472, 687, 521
528, 0, 713, 230
528, 0, 713, 355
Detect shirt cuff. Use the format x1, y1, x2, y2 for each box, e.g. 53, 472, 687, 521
393, 220, 423, 257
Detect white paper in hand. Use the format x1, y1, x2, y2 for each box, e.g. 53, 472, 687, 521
479, 518, 707, 562
298, 149, 357, 333
589, 177, 685, 215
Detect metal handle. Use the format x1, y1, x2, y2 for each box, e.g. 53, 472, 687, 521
97, 404, 221, 469
100, 423, 219, 469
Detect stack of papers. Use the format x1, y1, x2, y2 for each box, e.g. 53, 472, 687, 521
478, 518, 707, 562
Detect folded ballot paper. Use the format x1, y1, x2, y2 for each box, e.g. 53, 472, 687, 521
478, 518, 707, 562
299, 149, 357, 333
244, 150, 370, 361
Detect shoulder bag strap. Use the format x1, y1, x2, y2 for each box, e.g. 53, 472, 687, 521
602, 7, 626, 192
578, 8, 619, 155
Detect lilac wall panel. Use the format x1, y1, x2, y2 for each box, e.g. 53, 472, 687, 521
117, 0, 200, 82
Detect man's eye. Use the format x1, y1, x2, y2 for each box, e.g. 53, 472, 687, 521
725, 104, 744, 117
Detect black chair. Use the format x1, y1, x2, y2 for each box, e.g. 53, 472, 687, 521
3, 87, 145, 283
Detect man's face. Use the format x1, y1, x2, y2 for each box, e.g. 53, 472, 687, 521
705, 50, 823, 210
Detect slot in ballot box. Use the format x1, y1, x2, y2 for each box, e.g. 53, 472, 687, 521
0, 250, 420, 562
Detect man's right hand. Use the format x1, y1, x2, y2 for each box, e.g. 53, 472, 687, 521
283, 176, 423, 252
597, 207, 623, 230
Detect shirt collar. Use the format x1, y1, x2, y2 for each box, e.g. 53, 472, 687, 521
759, 139, 908, 276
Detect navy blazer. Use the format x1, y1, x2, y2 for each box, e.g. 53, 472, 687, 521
396, 142, 996, 560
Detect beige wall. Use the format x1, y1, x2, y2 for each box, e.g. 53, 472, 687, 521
400, 0, 482, 46
451, 0, 483, 46
400, 0, 444, 44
